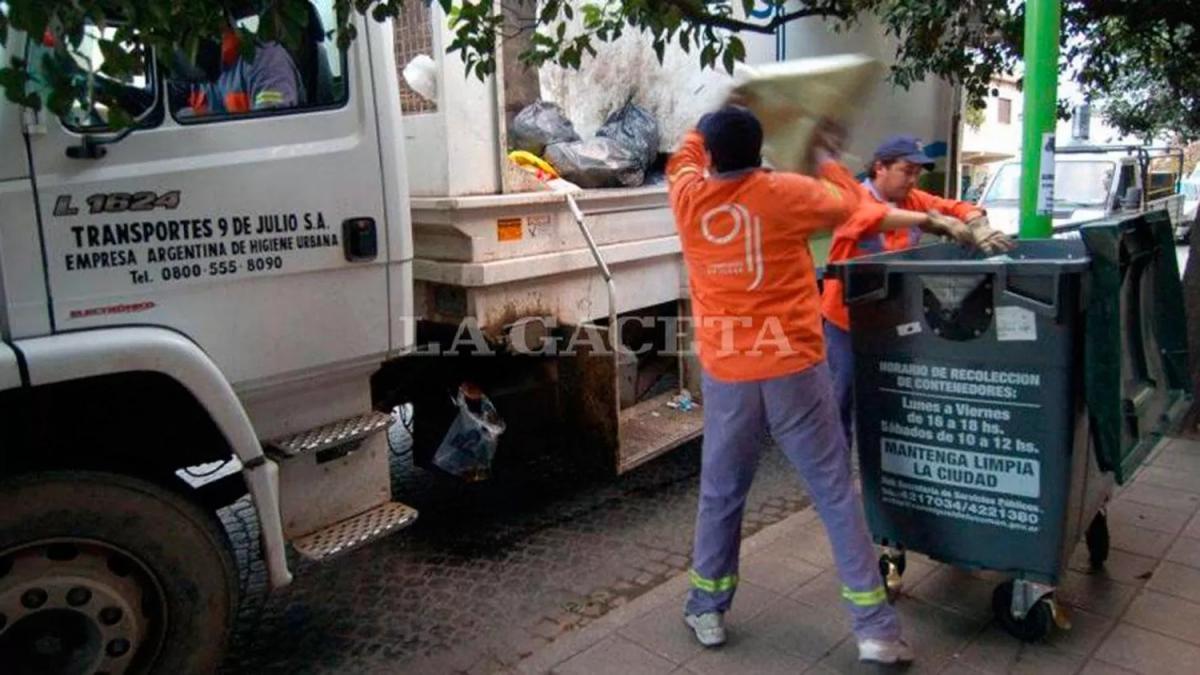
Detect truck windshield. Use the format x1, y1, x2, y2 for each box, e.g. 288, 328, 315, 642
982, 161, 1116, 208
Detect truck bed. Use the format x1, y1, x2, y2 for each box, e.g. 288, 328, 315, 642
410, 186, 686, 332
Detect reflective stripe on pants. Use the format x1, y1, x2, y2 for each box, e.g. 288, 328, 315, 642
684, 363, 900, 641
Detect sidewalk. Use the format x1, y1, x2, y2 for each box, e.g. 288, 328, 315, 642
517, 435, 1200, 675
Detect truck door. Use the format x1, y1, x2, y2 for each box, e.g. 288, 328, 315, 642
22, 4, 391, 387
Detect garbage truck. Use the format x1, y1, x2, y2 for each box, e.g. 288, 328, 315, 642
0, 3, 957, 671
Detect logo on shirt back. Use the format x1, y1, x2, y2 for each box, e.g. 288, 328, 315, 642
700, 204, 764, 290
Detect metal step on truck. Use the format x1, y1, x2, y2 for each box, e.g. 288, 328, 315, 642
0, 3, 956, 672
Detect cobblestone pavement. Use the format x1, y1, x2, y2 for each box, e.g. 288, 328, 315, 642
220, 424, 812, 674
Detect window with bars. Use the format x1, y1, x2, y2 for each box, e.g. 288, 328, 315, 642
393, 3, 437, 113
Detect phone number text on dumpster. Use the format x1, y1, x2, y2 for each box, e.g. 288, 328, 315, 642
879, 476, 1042, 533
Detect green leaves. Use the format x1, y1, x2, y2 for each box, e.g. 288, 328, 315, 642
723, 35, 744, 73
0, 0, 1194, 140
97, 39, 139, 78
0, 60, 39, 109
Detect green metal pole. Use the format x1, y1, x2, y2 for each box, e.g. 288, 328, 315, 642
1019, 0, 1061, 239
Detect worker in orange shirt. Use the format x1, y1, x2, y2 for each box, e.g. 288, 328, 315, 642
670, 109, 986, 665
821, 136, 1013, 448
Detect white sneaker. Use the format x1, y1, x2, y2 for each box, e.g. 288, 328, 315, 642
684, 612, 726, 647
857, 638, 915, 664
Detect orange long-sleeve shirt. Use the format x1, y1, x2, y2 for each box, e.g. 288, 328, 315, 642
669, 131, 888, 382
821, 183, 982, 330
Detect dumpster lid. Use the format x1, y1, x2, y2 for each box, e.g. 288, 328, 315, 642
827, 241, 1091, 319
1079, 212, 1191, 485
826, 240, 1091, 279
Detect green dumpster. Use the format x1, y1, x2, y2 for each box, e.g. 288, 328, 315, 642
827, 211, 1190, 641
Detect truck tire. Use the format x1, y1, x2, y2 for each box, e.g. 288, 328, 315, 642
218, 496, 269, 653
0, 471, 238, 674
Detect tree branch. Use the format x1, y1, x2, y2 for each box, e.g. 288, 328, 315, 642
659, 0, 848, 35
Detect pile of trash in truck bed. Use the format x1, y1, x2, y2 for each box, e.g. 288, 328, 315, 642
509, 100, 662, 189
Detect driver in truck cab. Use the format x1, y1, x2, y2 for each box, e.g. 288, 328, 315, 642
39, 9, 304, 120
171, 25, 305, 117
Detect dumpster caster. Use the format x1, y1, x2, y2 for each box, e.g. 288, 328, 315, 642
1086, 511, 1110, 570
878, 550, 906, 601
993, 580, 1058, 642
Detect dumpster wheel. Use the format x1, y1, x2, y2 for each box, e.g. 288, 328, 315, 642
992, 581, 1054, 642
1085, 511, 1110, 570
878, 551, 906, 601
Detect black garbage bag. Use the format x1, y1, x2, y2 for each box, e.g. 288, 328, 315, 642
545, 138, 645, 189
597, 102, 660, 170
509, 101, 580, 156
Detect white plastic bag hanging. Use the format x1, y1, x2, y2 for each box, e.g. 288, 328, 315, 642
432, 386, 506, 481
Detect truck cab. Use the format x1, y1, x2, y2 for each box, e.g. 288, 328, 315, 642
0, 7, 422, 672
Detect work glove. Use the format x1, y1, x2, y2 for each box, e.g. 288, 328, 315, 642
926, 211, 972, 245
929, 212, 1016, 255
965, 214, 1017, 255
966, 214, 991, 231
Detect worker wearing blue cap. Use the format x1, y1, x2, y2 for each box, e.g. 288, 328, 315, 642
821, 135, 1013, 449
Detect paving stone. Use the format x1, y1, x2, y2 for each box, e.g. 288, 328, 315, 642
1108, 522, 1176, 558
1186, 513, 1200, 539
1058, 570, 1139, 618
789, 569, 844, 609
1123, 589, 1200, 646
747, 597, 852, 662
908, 567, 997, 622
1094, 623, 1200, 675
1068, 545, 1159, 585
552, 635, 677, 675
1164, 438, 1200, 455
619, 603, 705, 665
938, 659, 989, 674
1151, 447, 1200, 474
1077, 660, 1139, 675
739, 553, 824, 594
782, 522, 838, 568
1146, 561, 1200, 604
1164, 536, 1200, 570
724, 581, 784, 626
894, 553, 941, 591
815, 599, 987, 675
1108, 499, 1191, 535
1043, 606, 1114, 657
956, 624, 1087, 674
682, 633, 813, 675
1135, 466, 1200, 495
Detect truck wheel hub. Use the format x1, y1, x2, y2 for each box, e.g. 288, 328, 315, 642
0, 540, 166, 674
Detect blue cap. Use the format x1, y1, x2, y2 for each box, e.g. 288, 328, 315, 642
697, 106, 763, 173
873, 135, 935, 169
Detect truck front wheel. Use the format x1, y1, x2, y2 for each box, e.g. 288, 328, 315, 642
0, 471, 238, 674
